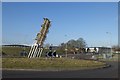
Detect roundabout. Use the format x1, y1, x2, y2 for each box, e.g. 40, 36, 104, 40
2, 58, 107, 71
2, 60, 118, 78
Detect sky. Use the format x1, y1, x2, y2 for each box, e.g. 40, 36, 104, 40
2, 2, 118, 47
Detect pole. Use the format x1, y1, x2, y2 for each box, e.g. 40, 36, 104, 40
106, 32, 112, 55
65, 35, 67, 58
66, 43, 67, 58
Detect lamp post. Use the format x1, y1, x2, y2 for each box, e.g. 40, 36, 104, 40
65, 35, 68, 58
65, 43, 68, 58
106, 32, 112, 56
75, 47, 79, 54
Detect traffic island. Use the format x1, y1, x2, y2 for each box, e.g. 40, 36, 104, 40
2, 58, 108, 71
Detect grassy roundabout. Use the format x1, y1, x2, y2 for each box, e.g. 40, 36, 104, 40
2, 58, 106, 71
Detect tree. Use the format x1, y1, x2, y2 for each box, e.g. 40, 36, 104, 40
67, 39, 76, 49
66, 38, 86, 48
76, 38, 87, 48
60, 37, 87, 50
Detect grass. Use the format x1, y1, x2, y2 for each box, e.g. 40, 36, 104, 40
0, 58, 1, 68
2, 58, 106, 70
2, 46, 65, 57
1, 46, 112, 70
2, 47, 30, 57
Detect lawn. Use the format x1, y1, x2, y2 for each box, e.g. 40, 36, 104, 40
2, 58, 106, 71
2, 46, 65, 57
2, 46, 30, 57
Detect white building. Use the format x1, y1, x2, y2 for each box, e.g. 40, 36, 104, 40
85, 47, 111, 54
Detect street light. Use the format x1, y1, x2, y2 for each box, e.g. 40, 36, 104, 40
106, 32, 111, 46
65, 43, 68, 58
75, 47, 79, 54
65, 35, 68, 58
106, 32, 112, 55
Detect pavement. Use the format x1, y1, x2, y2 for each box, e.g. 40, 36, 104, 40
1, 61, 119, 78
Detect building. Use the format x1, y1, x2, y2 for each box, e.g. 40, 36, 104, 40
2, 44, 30, 48
85, 47, 111, 54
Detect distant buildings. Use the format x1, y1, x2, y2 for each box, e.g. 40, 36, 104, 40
112, 47, 120, 54
85, 47, 111, 54
45, 46, 112, 54
2, 44, 30, 47
2, 45, 114, 55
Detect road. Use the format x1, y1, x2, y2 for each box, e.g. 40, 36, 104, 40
2, 61, 119, 78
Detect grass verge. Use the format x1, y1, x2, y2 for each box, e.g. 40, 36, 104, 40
2, 58, 106, 71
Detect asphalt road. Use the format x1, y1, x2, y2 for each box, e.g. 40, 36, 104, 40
2, 61, 119, 78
